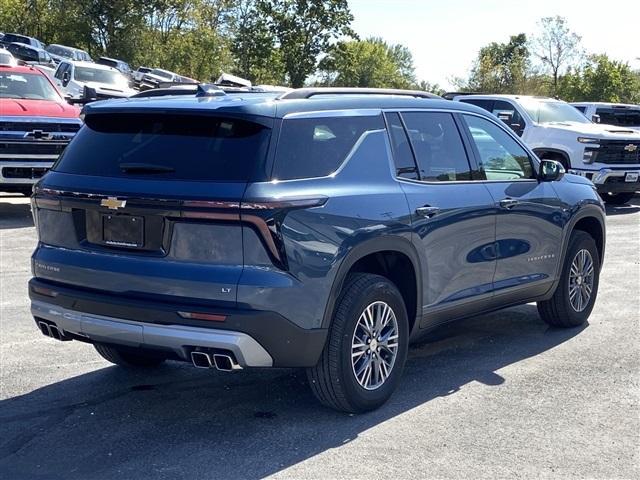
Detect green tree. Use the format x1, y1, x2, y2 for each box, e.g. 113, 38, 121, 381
229, 0, 284, 84
463, 34, 531, 94
318, 37, 416, 89
260, 0, 354, 87
558, 54, 640, 103
531, 16, 582, 96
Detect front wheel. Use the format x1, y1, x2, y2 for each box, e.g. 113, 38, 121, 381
537, 231, 600, 327
307, 273, 409, 413
601, 192, 635, 205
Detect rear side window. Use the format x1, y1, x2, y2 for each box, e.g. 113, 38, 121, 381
54, 114, 271, 182
273, 115, 384, 180
460, 99, 494, 112
401, 112, 473, 182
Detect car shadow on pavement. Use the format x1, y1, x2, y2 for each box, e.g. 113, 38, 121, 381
604, 195, 640, 216
0, 199, 34, 230
0, 304, 585, 480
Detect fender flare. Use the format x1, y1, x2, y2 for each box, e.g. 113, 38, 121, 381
321, 236, 423, 333
545, 204, 606, 298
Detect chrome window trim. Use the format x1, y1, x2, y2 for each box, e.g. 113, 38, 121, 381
282, 109, 382, 119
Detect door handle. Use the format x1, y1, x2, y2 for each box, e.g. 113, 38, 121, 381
499, 198, 519, 209
415, 205, 440, 218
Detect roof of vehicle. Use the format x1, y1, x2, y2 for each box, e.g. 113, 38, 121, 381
47, 44, 88, 53
63, 60, 118, 71
84, 89, 489, 120
570, 101, 640, 108
98, 56, 128, 64
454, 93, 561, 102
0, 63, 48, 75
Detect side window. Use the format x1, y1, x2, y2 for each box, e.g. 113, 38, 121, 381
463, 115, 535, 180
401, 112, 473, 182
460, 99, 494, 112
384, 112, 418, 180
574, 106, 587, 114
273, 115, 384, 181
492, 100, 526, 136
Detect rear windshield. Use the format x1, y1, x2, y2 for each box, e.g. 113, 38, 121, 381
53, 114, 271, 182
596, 108, 640, 127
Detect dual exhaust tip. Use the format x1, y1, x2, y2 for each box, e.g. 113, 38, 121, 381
38, 321, 71, 341
191, 350, 242, 372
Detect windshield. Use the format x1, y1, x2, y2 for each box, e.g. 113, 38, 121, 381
0, 72, 60, 100
596, 108, 640, 127
3, 34, 30, 45
520, 99, 590, 124
74, 66, 127, 87
150, 69, 173, 79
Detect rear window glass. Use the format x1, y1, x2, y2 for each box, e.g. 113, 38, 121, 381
53, 114, 271, 182
273, 115, 384, 180
596, 108, 640, 127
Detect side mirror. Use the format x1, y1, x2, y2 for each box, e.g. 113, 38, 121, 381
64, 94, 73, 105
592, 114, 601, 123
61, 71, 70, 86
539, 159, 565, 182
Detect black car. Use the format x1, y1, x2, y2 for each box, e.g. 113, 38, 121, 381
7, 43, 55, 67
0, 32, 44, 49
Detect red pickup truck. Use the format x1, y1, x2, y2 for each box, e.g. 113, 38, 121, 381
0, 63, 82, 195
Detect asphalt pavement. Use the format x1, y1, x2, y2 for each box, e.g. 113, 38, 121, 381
0, 192, 638, 479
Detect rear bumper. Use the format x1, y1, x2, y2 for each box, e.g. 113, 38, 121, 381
29, 278, 327, 368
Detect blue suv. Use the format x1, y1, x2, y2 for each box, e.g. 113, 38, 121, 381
29, 87, 606, 412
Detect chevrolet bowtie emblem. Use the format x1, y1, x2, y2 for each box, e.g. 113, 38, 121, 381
100, 197, 126, 210
624, 144, 638, 152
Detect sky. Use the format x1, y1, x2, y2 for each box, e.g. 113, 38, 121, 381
348, 0, 640, 90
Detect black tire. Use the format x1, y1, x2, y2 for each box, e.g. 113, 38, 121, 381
537, 231, 600, 327
601, 192, 635, 205
307, 273, 409, 413
94, 344, 166, 367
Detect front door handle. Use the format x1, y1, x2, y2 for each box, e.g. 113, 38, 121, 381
416, 205, 440, 218
499, 198, 519, 209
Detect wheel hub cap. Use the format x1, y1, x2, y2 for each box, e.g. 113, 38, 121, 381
351, 301, 399, 391
568, 249, 595, 313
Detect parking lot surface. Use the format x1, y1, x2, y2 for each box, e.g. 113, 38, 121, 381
0, 193, 638, 479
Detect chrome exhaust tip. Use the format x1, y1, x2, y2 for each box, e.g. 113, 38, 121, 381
212, 353, 242, 372
190, 351, 213, 369
38, 321, 51, 337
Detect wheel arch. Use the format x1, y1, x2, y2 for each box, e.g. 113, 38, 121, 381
322, 236, 422, 335
533, 148, 571, 169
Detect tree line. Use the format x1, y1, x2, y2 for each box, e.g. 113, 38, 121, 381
456, 16, 640, 103
1, 3, 638, 102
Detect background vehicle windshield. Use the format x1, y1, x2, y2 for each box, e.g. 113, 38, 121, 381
0, 72, 60, 100
150, 69, 173, 79
520, 99, 590, 124
74, 67, 126, 86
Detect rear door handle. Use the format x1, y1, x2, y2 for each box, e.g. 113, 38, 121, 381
499, 198, 519, 209
415, 206, 440, 218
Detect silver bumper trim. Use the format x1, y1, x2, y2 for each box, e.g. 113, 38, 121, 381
571, 168, 640, 185
31, 300, 273, 367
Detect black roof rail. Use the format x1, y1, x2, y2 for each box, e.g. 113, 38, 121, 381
279, 87, 440, 100
442, 91, 487, 100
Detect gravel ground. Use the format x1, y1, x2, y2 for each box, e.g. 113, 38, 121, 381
0, 192, 638, 480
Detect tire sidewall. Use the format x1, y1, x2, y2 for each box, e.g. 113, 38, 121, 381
560, 232, 600, 325
337, 278, 409, 411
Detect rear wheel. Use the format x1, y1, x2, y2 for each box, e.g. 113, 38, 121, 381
307, 273, 409, 413
537, 231, 600, 327
94, 344, 167, 368
600, 192, 635, 205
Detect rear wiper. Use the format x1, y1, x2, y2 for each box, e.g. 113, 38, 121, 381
119, 162, 175, 173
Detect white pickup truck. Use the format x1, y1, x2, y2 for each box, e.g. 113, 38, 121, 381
454, 94, 640, 205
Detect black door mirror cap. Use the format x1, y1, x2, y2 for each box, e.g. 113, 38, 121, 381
539, 159, 565, 182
